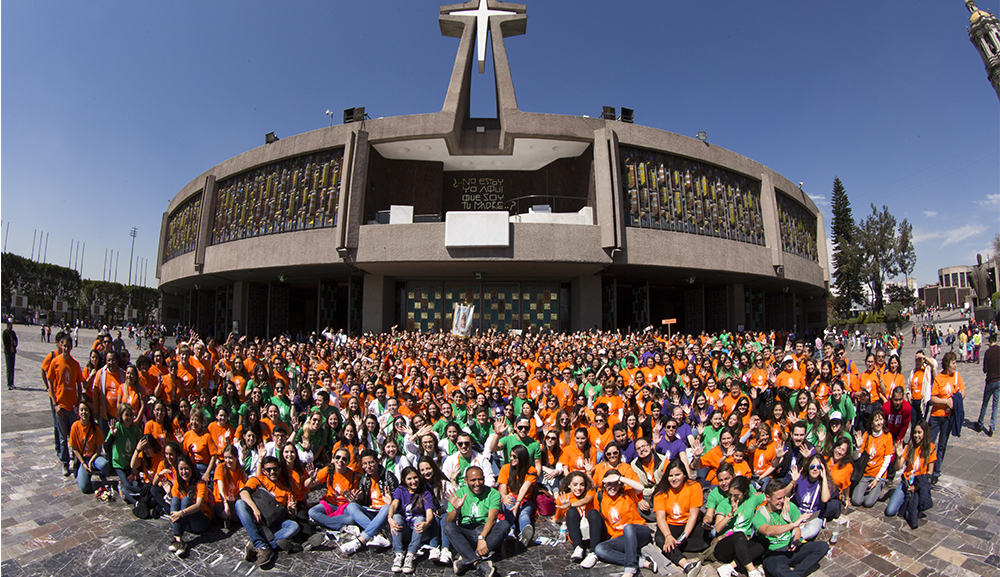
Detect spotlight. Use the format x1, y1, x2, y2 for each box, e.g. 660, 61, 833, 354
620, 107, 634, 124
326, 109, 334, 127
696, 131, 707, 142
602, 106, 616, 121
336, 247, 350, 260
265, 132, 279, 144
774, 265, 785, 277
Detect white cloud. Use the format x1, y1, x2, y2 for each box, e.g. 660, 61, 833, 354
975, 193, 1000, 209
807, 193, 829, 207
922, 210, 937, 218
914, 224, 987, 246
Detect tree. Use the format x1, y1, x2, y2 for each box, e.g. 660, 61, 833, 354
829, 178, 864, 315
896, 218, 916, 280
887, 283, 919, 309
857, 204, 900, 313
990, 232, 1000, 260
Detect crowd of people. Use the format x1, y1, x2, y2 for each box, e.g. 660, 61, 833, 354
33, 323, 1000, 577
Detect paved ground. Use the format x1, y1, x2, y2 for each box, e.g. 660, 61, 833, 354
1, 324, 998, 577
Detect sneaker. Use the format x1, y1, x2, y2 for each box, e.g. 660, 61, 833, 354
581, 552, 599, 569
643, 555, 658, 575
519, 524, 534, 548
748, 569, 765, 577
167, 541, 179, 553
403, 552, 416, 574
174, 540, 187, 558
571, 546, 585, 561
305, 532, 328, 551
683, 560, 702, 577
717, 565, 736, 577
973, 422, 983, 432
243, 540, 257, 562
368, 534, 391, 548
428, 546, 441, 561
453, 555, 467, 575
988, 429, 995, 438
392, 552, 406, 572
340, 539, 362, 555
343, 525, 361, 538
477, 560, 496, 577
439, 547, 453, 564
255, 547, 272, 567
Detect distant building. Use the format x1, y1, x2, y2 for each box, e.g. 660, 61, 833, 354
965, 1, 1000, 101
920, 259, 999, 309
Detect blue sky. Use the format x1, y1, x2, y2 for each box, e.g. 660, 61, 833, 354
2, 0, 998, 289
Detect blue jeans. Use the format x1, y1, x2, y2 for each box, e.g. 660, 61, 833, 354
77, 456, 110, 493
236, 499, 300, 549
344, 502, 391, 541
928, 415, 951, 481
308, 502, 357, 531
500, 502, 534, 537
171, 496, 211, 537
114, 468, 143, 505
426, 516, 451, 550
55, 407, 77, 467
594, 524, 653, 571
978, 380, 1000, 433
391, 514, 429, 554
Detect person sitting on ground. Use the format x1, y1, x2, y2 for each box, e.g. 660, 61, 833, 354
386, 466, 435, 574
443, 466, 509, 577
884, 421, 935, 529
652, 458, 708, 577
752, 478, 829, 577
236, 455, 302, 567
337, 450, 398, 554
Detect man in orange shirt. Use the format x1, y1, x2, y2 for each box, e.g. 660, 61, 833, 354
47, 333, 84, 476
237, 456, 301, 565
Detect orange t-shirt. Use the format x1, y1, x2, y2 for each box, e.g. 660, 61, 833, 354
751, 442, 777, 477
244, 474, 292, 507
171, 480, 213, 518
721, 456, 752, 478
825, 458, 853, 492
556, 489, 596, 518
118, 383, 146, 417
182, 430, 219, 465
857, 371, 881, 404
145, 419, 173, 447
902, 443, 937, 481
559, 444, 597, 473
315, 467, 358, 506
909, 369, 926, 401
861, 432, 894, 478
599, 488, 644, 538
653, 480, 704, 526
213, 463, 247, 503
930, 372, 964, 418
588, 427, 615, 455
498, 464, 538, 502
47, 355, 83, 411
747, 368, 769, 391
69, 421, 104, 460
700, 445, 727, 483
592, 461, 638, 486
208, 421, 235, 452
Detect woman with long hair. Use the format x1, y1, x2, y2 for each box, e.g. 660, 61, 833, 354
105, 403, 142, 497
213, 443, 247, 531
69, 401, 111, 493
540, 429, 563, 494
145, 399, 174, 449
885, 421, 935, 528
168, 454, 212, 556
498, 444, 538, 547
386, 466, 435, 574
789, 454, 836, 540
332, 421, 364, 472
557, 471, 599, 563
381, 437, 412, 482
416, 456, 454, 565
652, 458, 708, 575
710, 475, 766, 577
850, 410, 894, 508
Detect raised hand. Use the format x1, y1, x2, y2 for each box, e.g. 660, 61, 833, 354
449, 493, 467, 510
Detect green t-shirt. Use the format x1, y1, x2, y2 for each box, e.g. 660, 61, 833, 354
701, 425, 723, 452
498, 434, 541, 464
270, 395, 292, 424
448, 486, 501, 526
109, 423, 142, 470
752, 501, 801, 550
433, 418, 455, 442
731, 493, 766, 535
468, 420, 492, 449
451, 403, 469, 424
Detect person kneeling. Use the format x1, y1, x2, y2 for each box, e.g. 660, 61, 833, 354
443, 466, 509, 577
753, 479, 829, 577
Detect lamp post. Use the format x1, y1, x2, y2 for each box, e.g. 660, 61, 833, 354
326, 110, 334, 127
128, 227, 137, 286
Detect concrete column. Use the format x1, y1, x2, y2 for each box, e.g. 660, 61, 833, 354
730, 283, 746, 331
760, 172, 782, 271
362, 274, 395, 333
571, 274, 602, 331
194, 175, 217, 269
231, 281, 246, 336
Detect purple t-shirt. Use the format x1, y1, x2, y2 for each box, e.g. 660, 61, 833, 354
792, 477, 823, 514
392, 486, 434, 527
656, 435, 688, 461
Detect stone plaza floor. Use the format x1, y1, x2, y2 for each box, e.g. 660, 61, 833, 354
1, 323, 998, 577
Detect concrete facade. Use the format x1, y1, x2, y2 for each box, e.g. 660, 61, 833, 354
157, 0, 828, 338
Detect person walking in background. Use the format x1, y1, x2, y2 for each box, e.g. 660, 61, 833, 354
974, 333, 999, 438
3, 319, 17, 390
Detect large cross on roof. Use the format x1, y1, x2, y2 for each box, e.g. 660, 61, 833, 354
442, 0, 526, 73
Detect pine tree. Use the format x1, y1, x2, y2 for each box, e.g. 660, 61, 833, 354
829, 178, 863, 315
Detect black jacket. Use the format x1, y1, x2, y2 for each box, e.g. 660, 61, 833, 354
355, 467, 399, 507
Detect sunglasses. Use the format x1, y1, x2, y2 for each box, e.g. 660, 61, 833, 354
333, 455, 349, 462
264, 467, 280, 473
809, 464, 823, 470
546, 436, 558, 441
665, 425, 677, 430
605, 451, 620, 456
457, 441, 471, 447
516, 426, 529, 431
